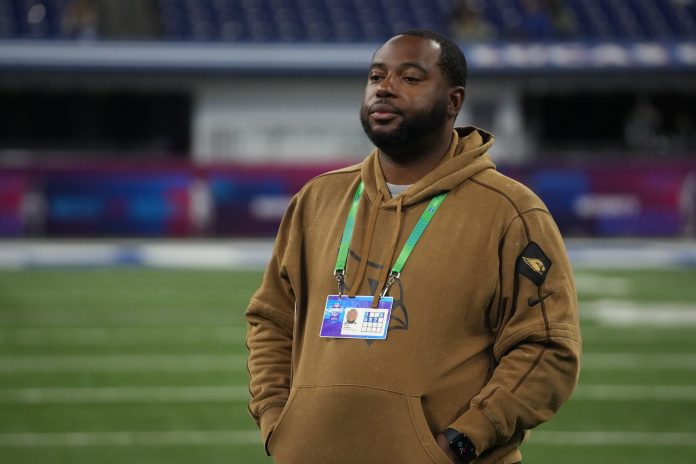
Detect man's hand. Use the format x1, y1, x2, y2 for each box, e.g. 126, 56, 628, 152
436, 433, 458, 463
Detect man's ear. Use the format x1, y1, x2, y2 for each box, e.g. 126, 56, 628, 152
447, 86, 466, 118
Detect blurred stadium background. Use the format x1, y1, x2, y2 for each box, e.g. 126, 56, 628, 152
0, 0, 695, 463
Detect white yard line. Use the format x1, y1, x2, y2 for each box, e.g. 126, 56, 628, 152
0, 429, 694, 448
0, 430, 261, 447
566, 240, 696, 269
530, 430, 696, 446
2, 352, 694, 373
0, 326, 245, 345
582, 300, 696, 327
572, 385, 696, 401
0, 386, 249, 403
0, 323, 687, 347
0, 240, 274, 270
0, 354, 247, 372
1, 238, 694, 269
573, 275, 631, 296
582, 353, 696, 370
0, 308, 235, 327
3, 384, 694, 404
579, 329, 691, 345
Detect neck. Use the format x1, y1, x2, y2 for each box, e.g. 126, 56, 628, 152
379, 129, 453, 185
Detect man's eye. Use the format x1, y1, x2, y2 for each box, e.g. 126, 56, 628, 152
402, 76, 420, 83
368, 74, 383, 82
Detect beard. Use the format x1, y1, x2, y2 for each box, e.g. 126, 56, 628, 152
360, 96, 449, 162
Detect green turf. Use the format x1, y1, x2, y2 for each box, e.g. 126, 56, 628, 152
1, 267, 695, 463
520, 445, 696, 463
0, 402, 252, 433
0, 445, 269, 464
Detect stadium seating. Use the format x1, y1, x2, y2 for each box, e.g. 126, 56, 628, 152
155, 0, 448, 42
1, 0, 695, 42
1, 0, 67, 39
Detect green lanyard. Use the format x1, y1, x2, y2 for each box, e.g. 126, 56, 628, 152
334, 181, 447, 298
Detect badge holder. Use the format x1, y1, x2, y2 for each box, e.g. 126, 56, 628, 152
320, 181, 446, 341
320, 294, 394, 339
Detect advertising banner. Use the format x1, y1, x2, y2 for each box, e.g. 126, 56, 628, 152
0, 173, 26, 236
1, 162, 694, 238
43, 172, 192, 236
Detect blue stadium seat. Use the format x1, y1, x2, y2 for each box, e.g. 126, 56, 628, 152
12, 0, 66, 38
0, 0, 18, 38
1, 0, 694, 42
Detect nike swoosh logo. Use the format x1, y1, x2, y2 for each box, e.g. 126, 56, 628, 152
528, 292, 554, 307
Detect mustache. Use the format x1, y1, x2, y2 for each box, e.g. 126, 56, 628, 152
368, 100, 403, 114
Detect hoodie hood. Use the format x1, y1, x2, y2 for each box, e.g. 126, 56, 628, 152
361, 126, 496, 209
348, 126, 496, 304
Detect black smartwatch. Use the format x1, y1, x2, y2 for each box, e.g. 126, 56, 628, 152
444, 428, 476, 464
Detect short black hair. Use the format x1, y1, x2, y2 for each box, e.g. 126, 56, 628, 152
397, 29, 468, 88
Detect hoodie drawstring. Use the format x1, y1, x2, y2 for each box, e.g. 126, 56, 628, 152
348, 190, 383, 297
371, 195, 403, 308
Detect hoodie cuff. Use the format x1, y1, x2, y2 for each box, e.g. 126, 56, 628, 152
260, 405, 284, 455
449, 405, 500, 456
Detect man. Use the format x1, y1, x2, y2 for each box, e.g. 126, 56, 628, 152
246, 29, 581, 464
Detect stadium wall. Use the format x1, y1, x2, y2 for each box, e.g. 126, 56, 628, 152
1, 161, 695, 239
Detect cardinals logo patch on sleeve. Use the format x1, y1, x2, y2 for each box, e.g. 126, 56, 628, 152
516, 241, 552, 286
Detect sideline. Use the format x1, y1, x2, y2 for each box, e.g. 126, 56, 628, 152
1, 239, 695, 269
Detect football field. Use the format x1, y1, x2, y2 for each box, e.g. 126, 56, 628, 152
1, 266, 695, 463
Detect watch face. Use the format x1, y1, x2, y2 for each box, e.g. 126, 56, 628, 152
448, 433, 476, 463
454, 437, 472, 456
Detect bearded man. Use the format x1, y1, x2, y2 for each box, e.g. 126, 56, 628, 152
246, 29, 581, 464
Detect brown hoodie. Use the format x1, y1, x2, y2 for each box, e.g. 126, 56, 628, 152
246, 127, 581, 464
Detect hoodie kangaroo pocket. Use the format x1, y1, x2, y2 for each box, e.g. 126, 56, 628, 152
268, 385, 452, 464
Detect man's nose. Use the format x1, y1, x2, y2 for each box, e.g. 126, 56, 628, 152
376, 75, 396, 98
